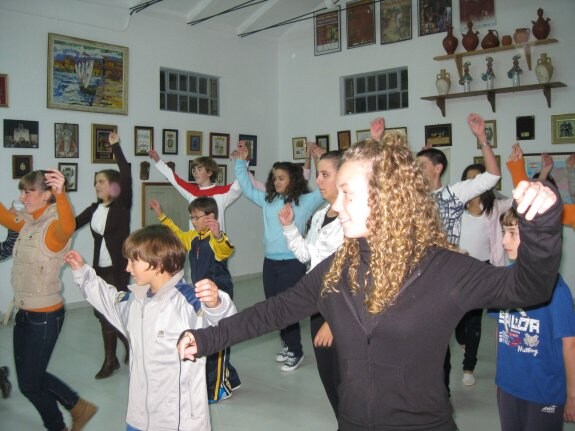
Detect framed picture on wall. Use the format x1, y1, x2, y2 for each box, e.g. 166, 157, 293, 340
186, 131, 203, 155
209, 133, 230, 158
58, 162, 78, 192
418, 0, 452, 36
476, 120, 497, 149
425, 123, 452, 147
239, 134, 258, 166
551, 113, 575, 144
316, 134, 330, 151
381, 0, 412, 44
524, 152, 573, 204
216, 165, 227, 186
346, 0, 376, 49
12, 155, 32, 179
314, 7, 341, 55
459, 0, 495, 32
337, 130, 351, 150
4, 119, 39, 148
0, 74, 8, 107
292, 137, 307, 160
54, 123, 79, 158
356, 129, 370, 142
91, 123, 116, 163
162, 129, 178, 155
134, 126, 154, 156
387, 126, 408, 139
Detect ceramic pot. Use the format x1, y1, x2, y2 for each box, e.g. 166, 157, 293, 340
501, 35, 512, 46
436, 69, 451, 95
513, 28, 530, 44
442, 26, 458, 55
461, 21, 479, 52
481, 29, 500, 49
532, 8, 551, 40
535, 53, 554, 83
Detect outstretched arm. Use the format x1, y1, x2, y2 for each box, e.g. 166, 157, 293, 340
468, 113, 500, 176
506, 143, 528, 187
0, 229, 18, 262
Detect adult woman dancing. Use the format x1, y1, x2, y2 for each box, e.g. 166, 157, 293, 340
0, 169, 96, 431
75, 131, 132, 379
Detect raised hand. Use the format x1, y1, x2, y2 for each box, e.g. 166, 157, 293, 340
539, 153, 554, 180
567, 154, 575, 169
370, 117, 386, 141
195, 279, 220, 308
278, 203, 294, 226
44, 169, 66, 195
64, 250, 86, 270
204, 216, 222, 239
148, 149, 160, 162
149, 199, 162, 216
508, 143, 524, 162
467, 113, 487, 143
513, 180, 557, 221
108, 132, 120, 146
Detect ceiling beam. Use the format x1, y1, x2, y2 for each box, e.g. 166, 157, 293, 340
235, 0, 277, 35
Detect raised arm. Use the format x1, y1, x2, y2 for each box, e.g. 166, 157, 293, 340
279, 203, 311, 264
468, 113, 500, 176
45, 170, 75, 252
149, 149, 199, 203
506, 143, 528, 187
110, 132, 133, 209
233, 148, 265, 207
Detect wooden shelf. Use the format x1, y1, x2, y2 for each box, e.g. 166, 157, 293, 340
421, 82, 566, 117
434, 38, 558, 80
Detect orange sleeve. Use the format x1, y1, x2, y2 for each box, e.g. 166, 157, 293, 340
45, 192, 76, 252
562, 204, 575, 229
0, 204, 24, 232
506, 158, 529, 187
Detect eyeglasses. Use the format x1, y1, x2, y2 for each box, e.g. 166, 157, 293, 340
189, 214, 208, 222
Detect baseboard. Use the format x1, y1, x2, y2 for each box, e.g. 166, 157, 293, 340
232, 272, 262, 282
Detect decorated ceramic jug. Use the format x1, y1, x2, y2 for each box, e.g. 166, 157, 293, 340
442, 26, 458, 55
481, 29, 500, 49
535, 53, 554, 83
462, 21, 479, 52
436, 69, 451, 95
532, 8, 551, 40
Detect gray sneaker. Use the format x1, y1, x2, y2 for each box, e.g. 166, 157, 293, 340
281, 352, 304, 372
275, 345, 289, 363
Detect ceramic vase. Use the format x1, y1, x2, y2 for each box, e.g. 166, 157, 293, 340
462, 21, 479, 52
442, 26, 458, 55
436, 69, 451, 95
481, 29, 500, 49
532, 8, 551, 40
513, 28, 530, 44
535, 53, 554, 83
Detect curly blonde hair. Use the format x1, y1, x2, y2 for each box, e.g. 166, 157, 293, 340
323, 131, 457, 315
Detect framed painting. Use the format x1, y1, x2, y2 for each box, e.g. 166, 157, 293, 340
239, 134, 257, 166
551, 113, 575, 144
0, 74, 8, 107
4, 119, 39, 148
337, 130, 351, 150
58, 162, 78, 192
209, 133, 230, 159
425, 123, 452, 147
459, 0, 495, 32
356, 129, 371, 142
12, 155, 32, 179
54, 123, 79, 158
381, 0, 412, 45
473, 155, 502, 190
346, 0, 376, 49
141, 182, 189, 228
47, 33, 129, 115
292, 137, 307, 160
134, 126, 154, 156
476, 120, 496, 149
524, 152, 573, 203
186, 131, 203, 155
216, 165, 228, 186
91, 123, 116, 163
314, 7, 341, 55
162, 129, 178, 155
316, 134, 330, 151
418, 0, 452, 36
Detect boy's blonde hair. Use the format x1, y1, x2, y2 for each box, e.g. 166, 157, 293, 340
191, 157, 219, 183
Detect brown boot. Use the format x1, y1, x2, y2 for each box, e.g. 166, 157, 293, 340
95, 330, 120, 379
70, 398, 97, 431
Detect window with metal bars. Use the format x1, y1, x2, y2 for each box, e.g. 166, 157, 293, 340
159, 68, 219, 116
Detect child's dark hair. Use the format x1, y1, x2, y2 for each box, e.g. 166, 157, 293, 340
500, 207, 519, 227
320, 150, 344, 169
264, 162, 309, 205
416, 148, 448, 177
188, 196, 218, 219
122, 225, 185, 275
190, 157, 219, 183
461, 163, 495, 216
19, 170, 56, 204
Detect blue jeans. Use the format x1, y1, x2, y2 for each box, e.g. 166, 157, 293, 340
126, 424, 142, 431
14, 307, 79, 431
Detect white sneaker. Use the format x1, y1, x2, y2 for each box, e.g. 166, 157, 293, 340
462, 372, 475, 386
281, 352, 304, 372
275, 345, 289, 363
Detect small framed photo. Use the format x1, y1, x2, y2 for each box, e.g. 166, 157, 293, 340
4, 119, 39, 148
418, 0, 452, 36
239, 134, 258, 166
347, 0, 376, 49
314, 7, 341, 55
356, 129, 371, 142
91, 123, 117, 163
292, 137, 307, 160
186, 131, 203, 155
473, 155, 502, 190
316, 134, 330, 151
425, 123, 452, 147
54, 123, 79, 158
516, 116, 535, 140
188, 160, 197, 183
524, 152, 574, 203
210, 133, 230, 158
58, 162, 78, 192
162, 129, 178, 155
216, 164, 227, 186
337, 130, 351, 150
381, 0, 412, 45
551, 113, 575, 144
12, 155, 32, 179
477, 120, 497, 149
0, 74, 8, 107
134, 126, 154, 156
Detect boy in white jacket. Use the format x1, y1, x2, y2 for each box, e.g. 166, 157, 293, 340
65, 224, 236, 431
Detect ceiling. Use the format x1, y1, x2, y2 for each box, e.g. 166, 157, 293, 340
87, 0, 341, 38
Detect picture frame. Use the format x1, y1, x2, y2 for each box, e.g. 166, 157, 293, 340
418, 0, 452, 36
314, 6, 341, 55
47, 33, 129, 115
216, 165, 228, 186
162, 129, 178, 155
337, 130, 352, 150
516, 115, 535, 140
387, 126, 408, 139
58, 162, 78, 192
473, 155, 502, 190
381, 0, 412, 45
209, 133, 230, 159
292, 137, 307, 160
141, 182, 189, 228
4, 119, 39, 148
12, 155, 32, 179
91, 123, 116, 163
188, 161, 197, 183
524, 152, 574, 204
459, 0, 495, 32
316, 134, 330, 151
54, 123, 79, 158
134, 126, 154, 156
425, 123, 452, 147
356, 129, 371, 142
0, 74, 8, 107
239, 134, 258, 166
186, 131, 203, 155
551, 113, 575, 144
476, 120, 497, 149
346, 0, 376, 49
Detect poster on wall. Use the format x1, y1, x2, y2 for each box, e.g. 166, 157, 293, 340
380, 0, 412, 44
459, 0, 495, 32
346, 0, 376, 49
314, 7, 341, 55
